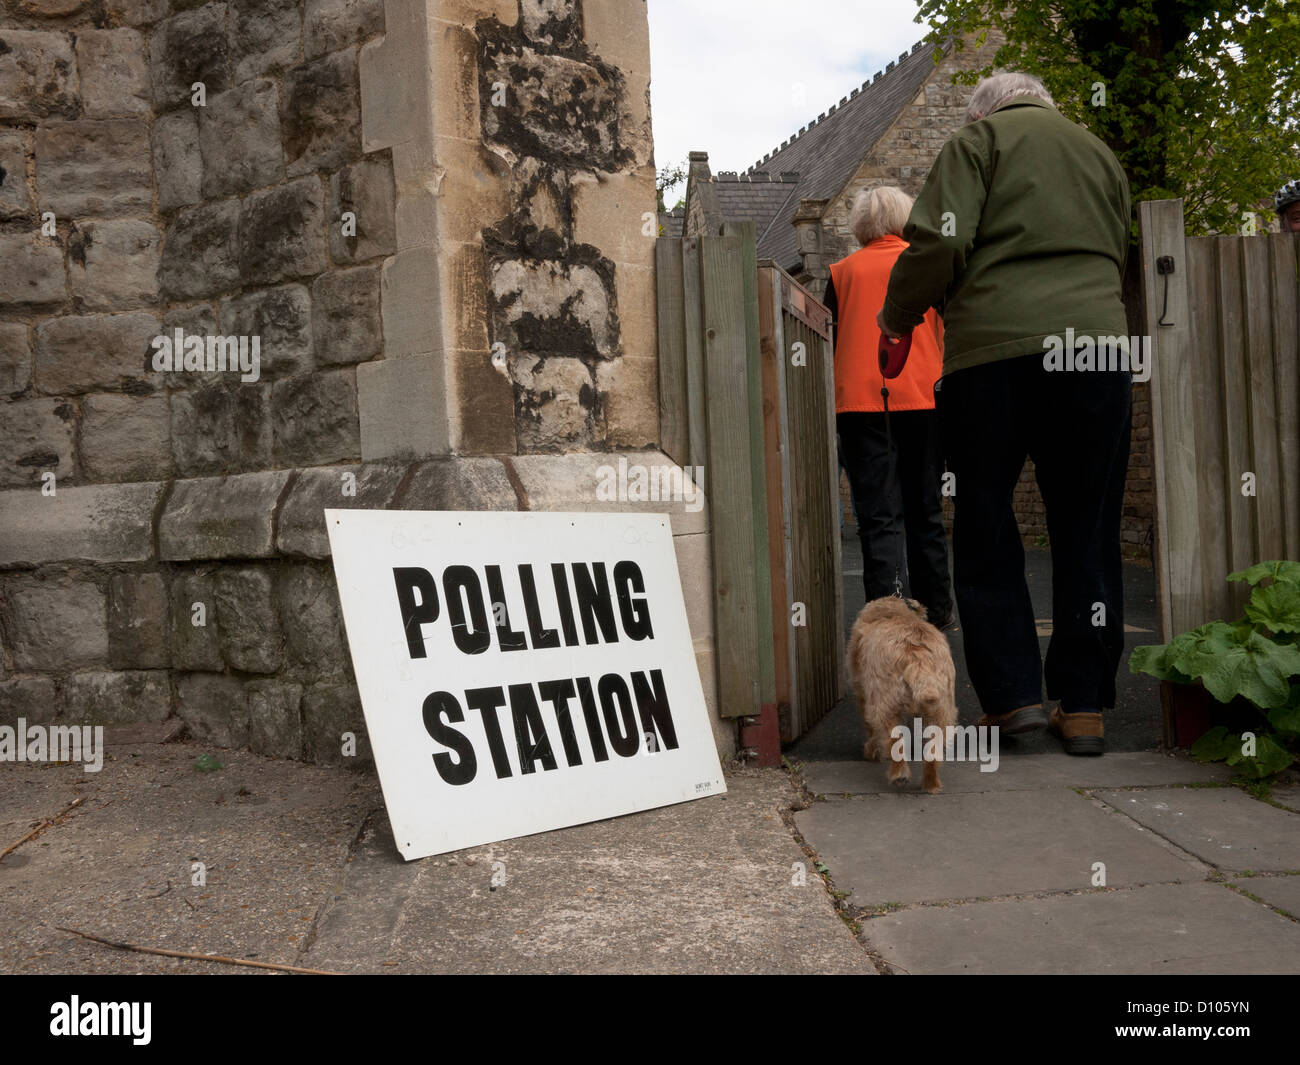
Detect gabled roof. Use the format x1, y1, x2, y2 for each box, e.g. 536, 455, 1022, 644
717, 39, 939, 270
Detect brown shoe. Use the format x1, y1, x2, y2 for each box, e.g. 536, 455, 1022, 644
976, 703, 1047, 735
1049, 705, 1105, 756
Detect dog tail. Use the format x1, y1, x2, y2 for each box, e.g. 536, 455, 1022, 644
902, 654, 946, 714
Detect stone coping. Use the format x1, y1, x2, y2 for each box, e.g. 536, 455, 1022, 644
0, 450, 709, 567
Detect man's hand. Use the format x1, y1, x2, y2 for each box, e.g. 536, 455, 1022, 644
876, 309, 901, 340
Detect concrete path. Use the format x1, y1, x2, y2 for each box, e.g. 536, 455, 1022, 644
791, 752, 1300, 974
0, 741, 869, 975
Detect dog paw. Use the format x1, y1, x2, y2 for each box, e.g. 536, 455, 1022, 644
923, 784, 943, 795
890, 774, 910, 788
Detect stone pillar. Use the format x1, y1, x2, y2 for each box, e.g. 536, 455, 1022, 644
793, 197, 830, 295
357, 0, 659, 457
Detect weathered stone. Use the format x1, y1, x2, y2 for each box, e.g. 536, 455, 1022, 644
35, 119, 152, 217
161, 200, 240, 299
0, 234, 65, 306
153, 110, 203, 212
2, 574, 107, 671
305, 0, 383, 58
159, 303, 220, 389
281, 49, 360, 177
34, 312, 159, 395
239, 178, 326, 286
199, 79, 284, 198
0, 30, 78, 120
0, 130, 31, 220
399, 457, 517, 511
0, 481, 162, 566
169, 570, 222, 671
150, 4, 231, 109
105, 0, 168, 26
311, 266, 379, 365
176, 672, 248, 748
275, 463, 405, 557
301, 682, 368, 767
595, 354, 657, 448
214, 566, 281, 674
76, 29, 151, 118
218, 284, 312, 379
446, 346, 515, 455
479, 43, 627, 171
379, 246, 442, 356
159, 470, 292, 560
107, 572, 170, 669
327, 156, 396, 263
247, 679, 302, 758
488, 258, 616, 359
80, 393, 171, 482
570, 167, 657, 268
65, 671, 170, 725
231, 0, 302, 82
0, 676, 59, 726
582, 0, 651, 76
0, 397, 75, 487
272, 370, 360, 466
511, 354, 596, 451
277, 564, 348, 672
357, 354, 448, 461
0, 323, 32, 393
14, 0, 88, 15
519, 0, 581, 46
67, 219, 161, 311
169, 381, 273, 476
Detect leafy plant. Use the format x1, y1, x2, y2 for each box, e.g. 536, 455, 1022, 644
1130, 561, 1300, 779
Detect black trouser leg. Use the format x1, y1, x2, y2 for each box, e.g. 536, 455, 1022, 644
1032, 368, 1132, 712
939, 358, 1042, 715
891, 409, 953, 622
837, 411, 905, 602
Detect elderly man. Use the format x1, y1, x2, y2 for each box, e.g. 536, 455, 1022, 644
877, 72, 1132, 756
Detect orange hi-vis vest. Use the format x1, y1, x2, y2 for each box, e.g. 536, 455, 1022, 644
830, 235, 944, 413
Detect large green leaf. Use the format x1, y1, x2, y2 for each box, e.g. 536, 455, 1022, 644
1235, 733, 1296, 779
1169, 624, 1300, 710
1228, 561, 1300, 587
1129, 642, 1193, 684
1245, 580, 1300, 633
1190, 725, 1239, 762
1266, 687, 1300, 739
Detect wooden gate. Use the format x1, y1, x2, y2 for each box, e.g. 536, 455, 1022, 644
1140, 198, 1300, 639
656, 221, 843, 748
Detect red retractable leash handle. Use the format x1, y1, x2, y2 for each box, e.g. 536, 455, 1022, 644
878, 329, 913, 380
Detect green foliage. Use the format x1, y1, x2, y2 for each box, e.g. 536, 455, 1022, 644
656, 159, 688, 213
1130, 561, 1300, 779
914, 0, 1300, 235
193, 753, 224, 772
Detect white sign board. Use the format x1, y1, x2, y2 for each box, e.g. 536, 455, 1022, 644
325, 510, 727, 860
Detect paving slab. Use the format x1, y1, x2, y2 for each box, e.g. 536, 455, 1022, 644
307, 769, 874, 974
1233, 875, 1300, 917
802, 751, 1230, 797
863, 881, 1300, 974
795, 790, 1200, 906
0, 743, 377, 974
1271, 785, 1300, 813
1095, 787, 1300, 873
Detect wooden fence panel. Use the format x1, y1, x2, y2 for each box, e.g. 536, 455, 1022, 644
1143, 199, 1300, 640
655, 238, 688, 467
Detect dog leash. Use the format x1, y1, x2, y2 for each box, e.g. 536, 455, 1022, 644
879, 330, 914, 600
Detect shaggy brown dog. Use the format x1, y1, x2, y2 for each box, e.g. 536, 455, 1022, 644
848, 596, 958, 793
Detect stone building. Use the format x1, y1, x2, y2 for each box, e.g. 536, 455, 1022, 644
0, 0, 732, 763
683, 35, 1154, 550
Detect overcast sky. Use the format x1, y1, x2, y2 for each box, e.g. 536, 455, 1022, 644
647, 0, 939, 194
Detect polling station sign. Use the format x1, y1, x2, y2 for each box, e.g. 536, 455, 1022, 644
325, 510, 727, 860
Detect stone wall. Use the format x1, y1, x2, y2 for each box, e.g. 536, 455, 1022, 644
0, 0, 728, 764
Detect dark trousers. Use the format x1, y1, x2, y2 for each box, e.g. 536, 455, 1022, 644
939, 353, 1132, 715
837, 408, 953, 622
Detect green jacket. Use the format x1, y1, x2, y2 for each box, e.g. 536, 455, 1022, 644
882, 96, 1131, 375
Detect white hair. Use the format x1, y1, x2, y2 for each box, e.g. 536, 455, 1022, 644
965, 72, 1055, 124
849, 186, 914, 245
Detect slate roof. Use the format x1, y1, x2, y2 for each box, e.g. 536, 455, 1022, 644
715, 39, 939, 271
659, 205, 685, 238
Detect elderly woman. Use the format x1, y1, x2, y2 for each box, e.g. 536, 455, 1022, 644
825, 185, 952, 628
878, 72, 1132, 755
